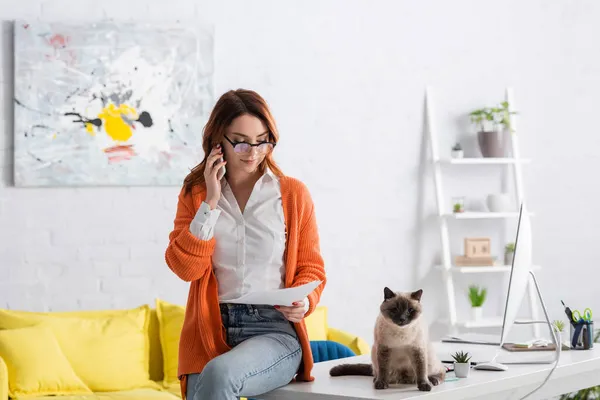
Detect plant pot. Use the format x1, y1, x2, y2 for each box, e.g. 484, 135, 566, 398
452, 197, 465, 213
451, 149, 464, 159
554, 330, 562, 348
454, 362, 470, 378
486, 193, 511, 212
504, 252, 514, 266
471, 306, 483, 321
553, 330, 570, 350
477, 131, 504, 158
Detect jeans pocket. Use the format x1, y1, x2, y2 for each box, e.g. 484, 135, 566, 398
253, 306, 287, 323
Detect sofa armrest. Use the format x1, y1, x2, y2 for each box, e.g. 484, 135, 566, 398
0, 356, 8, 400
327, 327, 370, 355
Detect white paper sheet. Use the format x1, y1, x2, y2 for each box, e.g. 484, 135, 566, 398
226, 281, 322, 306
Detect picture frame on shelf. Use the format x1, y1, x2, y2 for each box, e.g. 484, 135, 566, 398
464, 237, 491, 258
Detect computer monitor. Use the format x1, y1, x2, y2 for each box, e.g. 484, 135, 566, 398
499, 202, 533, 347
474, 202, 560, 372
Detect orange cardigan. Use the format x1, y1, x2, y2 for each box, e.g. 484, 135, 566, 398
165, 175, 326, 398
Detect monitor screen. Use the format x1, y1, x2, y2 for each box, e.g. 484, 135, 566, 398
499, 203, 533, 345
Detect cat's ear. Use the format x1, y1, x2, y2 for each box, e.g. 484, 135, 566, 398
384, 287, 395, 301
411, 289, 423, 302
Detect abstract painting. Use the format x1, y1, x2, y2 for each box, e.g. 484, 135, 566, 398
14, 20, 214, 186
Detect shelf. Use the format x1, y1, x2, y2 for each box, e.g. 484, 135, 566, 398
438, 158, 531, 165
453, 317, 539, 329
435, 265, 541, 273
458, 318, 504, 328
442, 212, 532, 219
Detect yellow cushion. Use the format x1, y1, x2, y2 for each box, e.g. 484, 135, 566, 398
1, 354, 8, 400
0, 304, 159, 379
32, 306, 162, 382
163, 383, 182, 398
23, 388, 180, 399
0, 325, 92, 398
155, 299, 185, 387
0, 306, 159, 392
304, 306, 328, 340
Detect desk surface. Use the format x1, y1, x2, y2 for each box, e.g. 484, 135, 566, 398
261, 342, 600, 400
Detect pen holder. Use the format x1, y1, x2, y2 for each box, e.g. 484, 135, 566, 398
570, 320, 594, 350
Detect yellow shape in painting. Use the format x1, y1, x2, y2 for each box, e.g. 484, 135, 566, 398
97, 103, 139, 142
85, 123, 96, 136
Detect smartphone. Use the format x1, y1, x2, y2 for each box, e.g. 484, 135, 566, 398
217, 156, 226, 180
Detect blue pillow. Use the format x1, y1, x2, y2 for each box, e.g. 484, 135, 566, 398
310, 340, 356, 363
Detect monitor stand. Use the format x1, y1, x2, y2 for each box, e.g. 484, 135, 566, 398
473, 271, 559, 372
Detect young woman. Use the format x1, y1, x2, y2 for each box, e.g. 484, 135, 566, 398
165, 89, 326, 400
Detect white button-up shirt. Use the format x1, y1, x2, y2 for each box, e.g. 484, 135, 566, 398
189, 169, 287, 302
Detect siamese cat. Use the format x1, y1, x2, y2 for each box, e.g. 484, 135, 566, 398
330, 287, 445, 392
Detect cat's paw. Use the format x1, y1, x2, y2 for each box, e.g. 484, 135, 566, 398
417, 380, 432, 391
428, 375, 442, 386
374, 379, 389, 390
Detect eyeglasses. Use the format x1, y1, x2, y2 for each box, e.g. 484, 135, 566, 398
223, 135, 276, 154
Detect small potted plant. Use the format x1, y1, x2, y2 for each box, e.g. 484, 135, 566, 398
451, 143, 464, 159
452, 197, 465, 213
451, 351, 472, 378
552, 320, 566, 349
504, 242, 515, 266
469, 101, 517, 158
468, 285, 487, 321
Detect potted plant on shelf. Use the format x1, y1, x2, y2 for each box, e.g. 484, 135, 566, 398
469, 101, 517, 158
451, 143, 464, 159
452, 197, 465, 213
504, 242, 515, 266
468, 285, 487, 321
451, 351, 472, 378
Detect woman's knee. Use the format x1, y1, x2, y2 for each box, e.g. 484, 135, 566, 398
198, 357, 241, 394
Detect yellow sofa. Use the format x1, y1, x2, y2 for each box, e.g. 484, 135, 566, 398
0, 301, 368, 400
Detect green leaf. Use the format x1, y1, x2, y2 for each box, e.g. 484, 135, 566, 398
468, 285, 487, 307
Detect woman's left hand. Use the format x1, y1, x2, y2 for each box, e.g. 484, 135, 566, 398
275, 300, 308, 323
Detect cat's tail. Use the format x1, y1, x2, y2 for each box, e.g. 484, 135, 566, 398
329, 363, 373, 376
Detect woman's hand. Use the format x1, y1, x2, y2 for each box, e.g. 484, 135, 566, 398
204, 144, 227, 209
275, 300, 308, 323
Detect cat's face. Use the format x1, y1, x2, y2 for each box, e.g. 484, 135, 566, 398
379, 287, 423, 327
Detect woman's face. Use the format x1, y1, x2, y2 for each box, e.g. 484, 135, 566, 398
222, 114, 273, 175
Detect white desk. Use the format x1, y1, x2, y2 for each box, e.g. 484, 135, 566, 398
261, 342, 600, 400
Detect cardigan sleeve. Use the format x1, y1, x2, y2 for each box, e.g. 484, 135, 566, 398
291, 185, 326, 318
165, 188, 215, 282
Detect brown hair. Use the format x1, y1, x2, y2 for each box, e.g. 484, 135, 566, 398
182, 89, 284, 194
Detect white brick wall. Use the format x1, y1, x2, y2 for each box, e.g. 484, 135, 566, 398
2, 0, 600, 344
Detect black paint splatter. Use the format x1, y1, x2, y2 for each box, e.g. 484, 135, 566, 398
64, 112, 102, 128
28, 151, 44, 163
24, 124, 52, 138
136, 111, 153, 127
14, 98, 52, 116
65, 87, 80, 102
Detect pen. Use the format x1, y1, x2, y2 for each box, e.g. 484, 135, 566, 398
561, 300, 575, 327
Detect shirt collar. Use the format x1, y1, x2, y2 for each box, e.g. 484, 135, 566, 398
262, 166, 278, 182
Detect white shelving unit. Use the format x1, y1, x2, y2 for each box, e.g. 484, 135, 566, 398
442, 211, 533, 219
437, 158, 531, 165
426, 87, 541, 337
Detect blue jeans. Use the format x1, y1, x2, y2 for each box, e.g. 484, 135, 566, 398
186, 304, 302, 400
